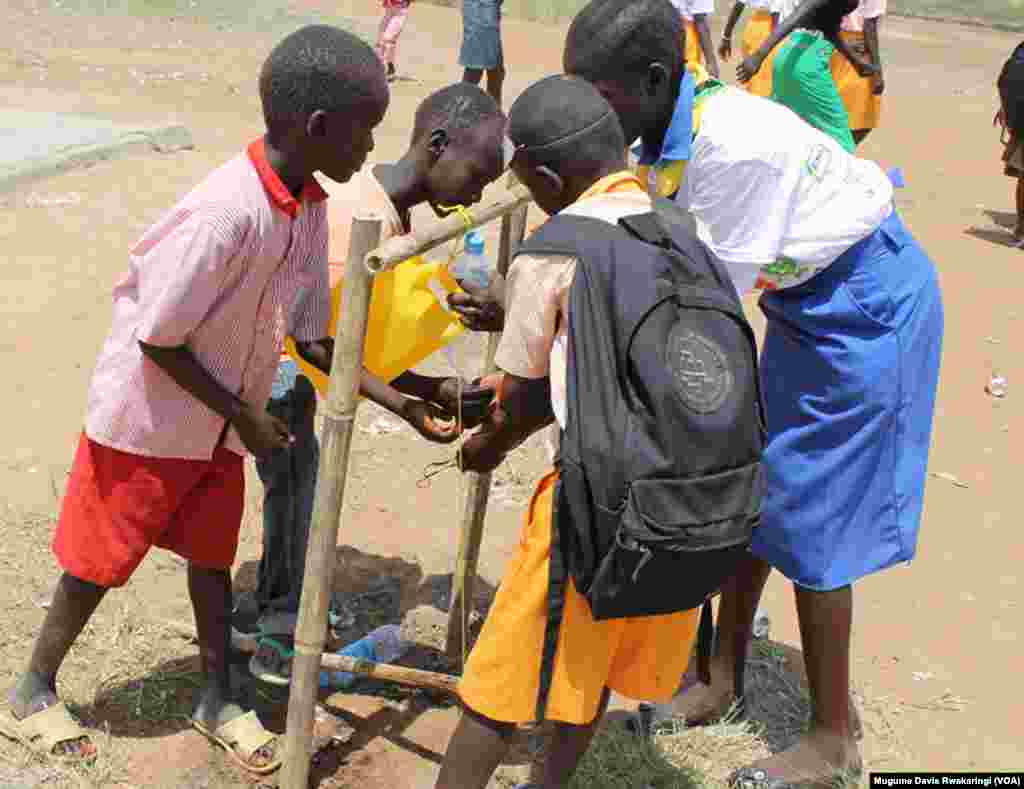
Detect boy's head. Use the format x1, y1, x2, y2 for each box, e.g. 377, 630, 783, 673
260, 25, 389, 184
410, 84, 507, 216
507, 75, 627, 216
563, 0, 684, 146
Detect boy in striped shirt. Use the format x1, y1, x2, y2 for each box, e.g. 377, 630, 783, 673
0, 26, 438, 775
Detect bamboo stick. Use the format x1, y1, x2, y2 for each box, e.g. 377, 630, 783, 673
445, 182, 529, 663
365, 185, 530, 274
321, 653, 460, 697
280, 215, 383, 789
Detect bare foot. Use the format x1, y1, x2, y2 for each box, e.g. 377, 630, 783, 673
6, 675, 96, 759
644, 661, 738, 729
730, 729, 861, 789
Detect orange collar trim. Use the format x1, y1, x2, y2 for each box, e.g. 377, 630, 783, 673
247, 139, 328, 218
577, 171, 645, 202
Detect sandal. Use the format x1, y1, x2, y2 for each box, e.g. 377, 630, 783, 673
0, 701, 95, 760
729, 765, 863, 789
192, 710, 281, 776
249, 635, 295, 687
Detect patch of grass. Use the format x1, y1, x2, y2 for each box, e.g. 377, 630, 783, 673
570, 724, 701, 789
95, 665, 201, 723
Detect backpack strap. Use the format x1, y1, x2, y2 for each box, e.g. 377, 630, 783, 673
535, 474, 571, 721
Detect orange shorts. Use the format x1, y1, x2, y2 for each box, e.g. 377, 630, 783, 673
459, 471, 699, 726
53, 433, 245, 588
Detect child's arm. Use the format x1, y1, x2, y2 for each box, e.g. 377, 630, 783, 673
459, 373, 554, 473
830, 32, 878, 77
738, 0, 832, 82
139, 343, 292, 456
693, 13, 721, 78
718, 2, 747, 61
292, 339, 460, 444
863, 15, 884, 94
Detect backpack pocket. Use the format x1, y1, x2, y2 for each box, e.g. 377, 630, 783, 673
585, 467, 760, 621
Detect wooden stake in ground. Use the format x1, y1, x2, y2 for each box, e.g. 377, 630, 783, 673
445, 194, 528, 663
280, 215, 383, 789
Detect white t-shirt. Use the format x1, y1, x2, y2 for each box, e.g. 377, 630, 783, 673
686, 88, 893, 294
671, 0, 715, 21
842, 0, 886, 31
772, 0, 800, 21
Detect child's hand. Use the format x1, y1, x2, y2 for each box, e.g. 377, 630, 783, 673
736, 55, 763, 84
459, 429, 507, 473
436, 378, 496, 429
448, 275, 506, 332
853, 58, 879, 78
401, 399, 460, 444
718, 36, 733, 61
235, 404, 293, 457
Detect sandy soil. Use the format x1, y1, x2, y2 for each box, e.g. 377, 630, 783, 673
0, 0, 1020, 786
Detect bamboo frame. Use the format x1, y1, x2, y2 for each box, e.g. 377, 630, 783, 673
365, 184, 530, 274
280, 215, 383, 789
281, 189, 535, 787
445, 185, 528, 662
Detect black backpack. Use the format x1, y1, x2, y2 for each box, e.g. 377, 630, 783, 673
516, 211, 765, 719
999, 42, 1024, 137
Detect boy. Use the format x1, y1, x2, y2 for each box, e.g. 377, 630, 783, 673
566, 1, 944, 785
831, 0, 886, 146
459, 0, 505, 107
673, 0, 720, 78
717, 0, 779, 97
248, 82, 508, 680
736, 0, 877, 152
0, 26, 409, 774
433, 74, 701, 789
377, 0, 413, 82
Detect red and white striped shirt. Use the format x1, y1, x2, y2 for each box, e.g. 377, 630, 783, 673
85, 139, 331, 460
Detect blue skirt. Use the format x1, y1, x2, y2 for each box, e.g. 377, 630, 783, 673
752, 211, 944, 591
459, 0, 503, 70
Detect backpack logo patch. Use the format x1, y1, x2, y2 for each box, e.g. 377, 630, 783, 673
667, 324, 733, 413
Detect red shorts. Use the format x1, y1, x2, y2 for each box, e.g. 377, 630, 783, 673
53, 433, 245, 588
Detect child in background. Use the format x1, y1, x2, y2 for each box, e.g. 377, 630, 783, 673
737, 0, 876, 152
996, 41, 1024, 245
831, 0, 885, 146
0, 25, 390, 774
673, 0, 720, 78
459, 0, 506, 106
717, 0, 778, 97
377, 0, 412, 82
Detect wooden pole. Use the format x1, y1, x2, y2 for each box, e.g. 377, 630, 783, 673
365, 185, 530, 273
445, 181, 529, 663
280, 215, 383, 789
321, 653, 460, 697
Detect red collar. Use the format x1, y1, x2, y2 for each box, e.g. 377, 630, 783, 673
247, 138, 328, 218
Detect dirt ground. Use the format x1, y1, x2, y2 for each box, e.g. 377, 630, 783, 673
0, 0, 1021, 786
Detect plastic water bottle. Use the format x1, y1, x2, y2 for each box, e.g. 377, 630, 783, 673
319, 624, 410, 690
752, 607, 771, 640
987, 374, 1008, 398
449, 230, 492, 290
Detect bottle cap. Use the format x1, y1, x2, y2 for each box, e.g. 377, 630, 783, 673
465, 230, 485, 255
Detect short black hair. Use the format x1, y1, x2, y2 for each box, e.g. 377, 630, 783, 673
259, 25, 388, 143
508, 75, 626, 176
564, 0, 684, 84
412, 82, 504, 143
